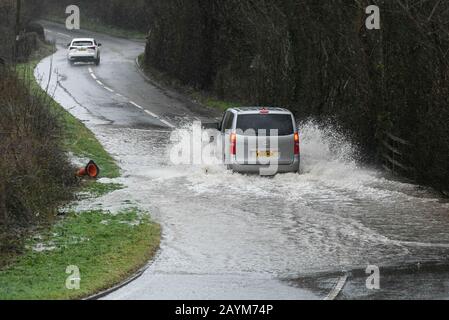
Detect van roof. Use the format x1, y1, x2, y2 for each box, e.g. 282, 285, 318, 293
230, 107, 291, 113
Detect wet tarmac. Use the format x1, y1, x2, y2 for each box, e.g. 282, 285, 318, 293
36, 21, 449, 300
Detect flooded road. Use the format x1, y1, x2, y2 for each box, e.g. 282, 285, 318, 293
37, 21, 449, 299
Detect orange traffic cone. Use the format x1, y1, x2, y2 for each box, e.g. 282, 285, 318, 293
76, 160, 100, 178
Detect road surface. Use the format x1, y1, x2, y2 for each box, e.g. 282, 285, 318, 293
37, 21, 449, 300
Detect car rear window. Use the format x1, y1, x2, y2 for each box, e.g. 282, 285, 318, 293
72, 41, 93, 46
236, 114, 294, 136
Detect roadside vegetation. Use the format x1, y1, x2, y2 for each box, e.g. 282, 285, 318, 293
1, 1, 160, 297
0, 56, 76, 268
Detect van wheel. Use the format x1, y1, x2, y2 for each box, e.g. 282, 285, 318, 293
95, 57, 100, 66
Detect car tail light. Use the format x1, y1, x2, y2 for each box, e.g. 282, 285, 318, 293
69, 47, 76, 50
294, 132, 300, 155
88, 46, 96, 50
230, 133, 237, 155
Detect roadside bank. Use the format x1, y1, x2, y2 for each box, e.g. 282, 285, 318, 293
0, 42, 161, 300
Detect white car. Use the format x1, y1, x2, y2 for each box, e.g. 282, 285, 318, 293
67, 38, 101, 65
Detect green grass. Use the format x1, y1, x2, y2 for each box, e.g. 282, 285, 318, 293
60, 107, 120, 179
0, 42, 161, 299
191, 93, 238, 112
82, 182, 125, 198
0, 209, 160, 300
44, 15, 146, 40
137, 53, 145, 67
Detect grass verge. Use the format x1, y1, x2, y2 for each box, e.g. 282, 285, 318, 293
138, 54, 240, 112
44, 15, 146, 40
0, 42, 160, 299
0, 209, 160, 300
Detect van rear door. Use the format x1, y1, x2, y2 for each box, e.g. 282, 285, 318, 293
235, 113, 295, 165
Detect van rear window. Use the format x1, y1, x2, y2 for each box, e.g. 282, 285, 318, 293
236, 114, 294, 136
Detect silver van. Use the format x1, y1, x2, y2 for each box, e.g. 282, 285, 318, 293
214, 107, 300, 175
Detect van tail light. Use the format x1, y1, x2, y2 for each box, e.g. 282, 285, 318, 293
230, 133, 237, 155
294, 132, 300, 155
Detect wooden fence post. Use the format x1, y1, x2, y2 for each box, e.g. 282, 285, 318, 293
381, 131, 414, 179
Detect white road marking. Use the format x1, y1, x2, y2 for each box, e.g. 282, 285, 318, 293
134, 57, 176, 128
130, 101, 143, 110
90, 69, 115, 94
159, 119, 176, 128
324, 275, 348, 300
130, 101, 175, 128
144, 110, 158, 118
89, 66, 176, 128
43, 27, 176, 130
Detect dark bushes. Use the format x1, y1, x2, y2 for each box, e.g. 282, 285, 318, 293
0, 65, 77, 258
25, 22, 45, 41
0, 1, 76, 261
16, 32, 40, 62
0, 0, 15, 62
0, 0, 44, 63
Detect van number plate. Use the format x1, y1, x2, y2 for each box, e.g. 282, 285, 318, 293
256, 151, 278, 158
